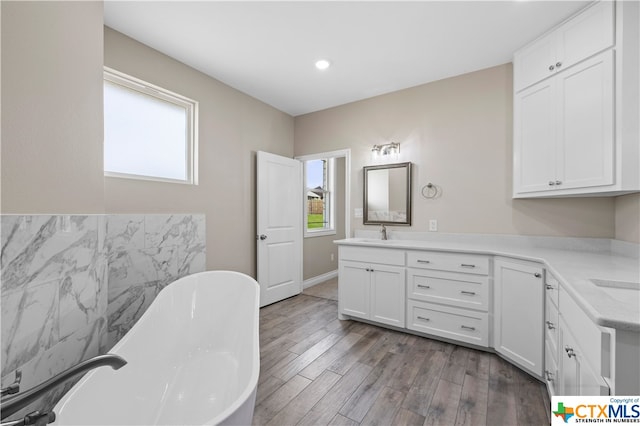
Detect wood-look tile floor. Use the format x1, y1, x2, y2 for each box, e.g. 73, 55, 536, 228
254, 281, 551, 426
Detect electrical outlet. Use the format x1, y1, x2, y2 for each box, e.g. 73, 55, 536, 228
429, 219, 438, 232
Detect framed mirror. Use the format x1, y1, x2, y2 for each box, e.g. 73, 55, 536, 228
363, 162, 412, 225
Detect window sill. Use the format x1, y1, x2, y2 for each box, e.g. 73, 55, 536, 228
304, 229, 336, 238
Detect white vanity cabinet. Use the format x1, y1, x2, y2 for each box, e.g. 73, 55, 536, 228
493, 258, 545, 378
406, 251, 490, 347
338, 246, 405, 328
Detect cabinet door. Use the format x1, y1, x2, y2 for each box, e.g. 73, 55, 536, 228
338, 261, 370, 320
513, 79, 558, 194
556, 0, 615, 72
560, 318, 610, 396
370, 264, 405, 328
494, 259, 544, 377
514, 32, 557, 92
556, 50, 614, 190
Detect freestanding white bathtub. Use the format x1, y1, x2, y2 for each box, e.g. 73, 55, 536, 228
52, 271, 260, 425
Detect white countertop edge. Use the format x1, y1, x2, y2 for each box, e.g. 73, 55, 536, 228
334, 237, 640, 332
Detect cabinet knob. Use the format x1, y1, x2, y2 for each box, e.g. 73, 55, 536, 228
548, 181, 556, 186
546, 321, 555, 330
534, 272, 541, 278
545, 370, 554, 381
555, 180, 562, 185
549, 64, 555, 71
556, 62, 562, 68
546, 284, 554, 290
565, 346, 576, 358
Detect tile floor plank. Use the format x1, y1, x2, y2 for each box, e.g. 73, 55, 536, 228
298, 362, 373, 426
360, 386, 405, 426
455, 373, 489, 426
339, 351, 403, 423
402, 349, 448, 416
252, 374, 311, 425
265, 370, 342, 426
299, 331, 365, 380
423, 379, 463, 426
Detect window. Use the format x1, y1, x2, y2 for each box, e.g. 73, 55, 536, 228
103, 68, 198, 184
304, 158, 335, 237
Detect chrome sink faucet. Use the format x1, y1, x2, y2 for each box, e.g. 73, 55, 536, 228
380, 224, 387, 240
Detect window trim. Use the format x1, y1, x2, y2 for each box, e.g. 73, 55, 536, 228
103, 67, 199, 185
302, 157, 336, 238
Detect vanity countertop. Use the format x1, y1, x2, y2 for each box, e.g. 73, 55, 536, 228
335, 236, 640, 332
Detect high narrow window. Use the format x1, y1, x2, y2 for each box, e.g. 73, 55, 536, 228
103, 68, 198, 184
304, 158, 335, 237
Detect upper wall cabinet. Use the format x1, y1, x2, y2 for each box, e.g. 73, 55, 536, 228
513, 0, 640, 198
514, 1, 614, 92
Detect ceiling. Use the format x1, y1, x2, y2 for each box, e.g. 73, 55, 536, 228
104, 1, 590, 117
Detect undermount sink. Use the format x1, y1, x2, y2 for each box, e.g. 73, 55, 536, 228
354, 238, 397, 244
590, 279, 640, 303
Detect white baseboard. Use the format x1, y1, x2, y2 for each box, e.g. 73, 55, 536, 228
303, 270, 338, 289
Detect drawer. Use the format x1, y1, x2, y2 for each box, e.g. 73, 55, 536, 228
406, 251, 489, 275
339, 246, 405, 266
560, 286, 612, 379
545, 272, 560, 308
545, 294, 559, 362
407, 268, 488, 311
407, 300, 489, 347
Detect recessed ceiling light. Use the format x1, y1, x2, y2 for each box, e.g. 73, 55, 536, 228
315, 59, 331, 70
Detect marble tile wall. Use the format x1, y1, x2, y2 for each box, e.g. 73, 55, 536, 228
105, 214, 206, 349
0, 214, 205, 418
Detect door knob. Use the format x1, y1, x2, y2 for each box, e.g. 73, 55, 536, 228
258, 234, 267, 240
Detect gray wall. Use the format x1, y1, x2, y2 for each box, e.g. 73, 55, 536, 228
1, 1, 105, 213
103, 27, 294, 277
295, 64, 619, 239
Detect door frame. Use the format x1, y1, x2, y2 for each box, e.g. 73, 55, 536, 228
296, 149, 351, 283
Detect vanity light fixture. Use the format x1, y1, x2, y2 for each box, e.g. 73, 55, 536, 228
315, 59, 331, 70
371, 142, 400, 163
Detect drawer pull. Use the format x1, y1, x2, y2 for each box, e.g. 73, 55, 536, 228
565, 346, 576, 358
417, 260, 431, 264
546, 284, 554, 290
417, 284, 431, 289
460, 264, 476, 268
546, 321, 555, 330
417, 316, 430, 322
460, 325, 476, 331
460, 290, 476, 296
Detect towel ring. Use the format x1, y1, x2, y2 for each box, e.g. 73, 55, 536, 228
421, 183, 439, 199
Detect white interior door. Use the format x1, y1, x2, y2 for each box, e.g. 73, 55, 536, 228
257, 151, 302, 307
